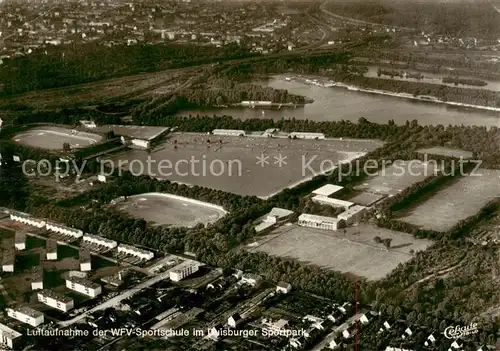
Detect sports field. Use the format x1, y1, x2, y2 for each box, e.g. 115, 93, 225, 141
397, 169, 500, 232
106, 133, 383, 197
13, 126, 102, 150
353, 159, 440, 196
249, 223, 432, 280
114, 192, 227, 227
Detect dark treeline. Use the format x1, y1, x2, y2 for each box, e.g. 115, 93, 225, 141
0, 43, 256, 95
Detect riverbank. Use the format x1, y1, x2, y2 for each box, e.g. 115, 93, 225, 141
289, 76, 500, 113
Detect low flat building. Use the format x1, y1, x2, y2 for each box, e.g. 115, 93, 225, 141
31, 266, 44, 290
7, 307, 44, 327
14, 231, 26, 251
0, 323, 22, 349
289, 132, 325, 140
312, 184, 343, 197
46, 239, 58, 260
79, 249, 92, 271
117, 244, 154, 261
298, 213, 343, 231
311, 195, 354, 210
212, 129, 245, 137
169, 261, 199, 282
337, 205, 367, 225
65, 277, 102, 298
2, 248, 15, 272
37, 290, 74, 312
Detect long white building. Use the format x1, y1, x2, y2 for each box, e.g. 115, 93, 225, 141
311, 195, 354, 210
65, 277, 102, 298
82, 234, 117, 249
212, 129, 246, 137
289, 132, 325, 140
298, 213, 343, 231
337, 205, 367, 225
117, 244, 154, 261
37, 290, 74, 312
45, 222, 83, 239
0, 323, 22, 349
169, 261, 199, 282
7, 307, 44, 327
10, 212, 46, 228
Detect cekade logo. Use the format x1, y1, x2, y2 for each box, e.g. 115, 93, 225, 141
443, 323, 479, 339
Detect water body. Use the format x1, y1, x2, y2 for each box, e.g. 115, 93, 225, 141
177, 76, 500, 128
364, 66, 500, 92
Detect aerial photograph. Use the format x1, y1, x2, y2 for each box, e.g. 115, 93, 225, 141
0, 0, 499, 350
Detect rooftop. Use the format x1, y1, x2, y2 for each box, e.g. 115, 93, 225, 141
66, 277, 101, 290
311, 195, 354, 208
38, 289, 73, 303
83, 234, 117, 245
32, 266, 43, 282
268, 207, 294, 218
95, 125, 168, 141
79, 249, 91, 263
312, 184, 344, 197
338, 205, 367, 218
46, 239, 58, 252
119, 243, 153, 256
10, 306, 43, 318
298, 213, 342, 224
14, 231, 26, 243
170, 260, 199, 273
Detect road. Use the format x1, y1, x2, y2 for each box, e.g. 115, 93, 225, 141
58, 270, 171, 327
310, 311, 366, 351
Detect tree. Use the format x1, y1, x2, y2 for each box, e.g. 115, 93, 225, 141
63, 142, 71, 152
383, 238, 392, 249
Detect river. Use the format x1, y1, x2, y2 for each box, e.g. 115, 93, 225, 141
176, 76, 500, 128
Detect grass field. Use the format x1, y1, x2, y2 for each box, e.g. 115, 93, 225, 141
249, 223, 432, 280
397, 169, 500, 232
114, 193, 227, 227
353, 159, 439, 196
106, 133, 383, 197
13, 126, 102, 150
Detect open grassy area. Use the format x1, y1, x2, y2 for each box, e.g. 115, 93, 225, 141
13, 126, 102, 150
396, 169, 500, 232
249, 223, 432, 281
353, 159, 439, 196
106, 133, 383, 197
113, 193, 227, 228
